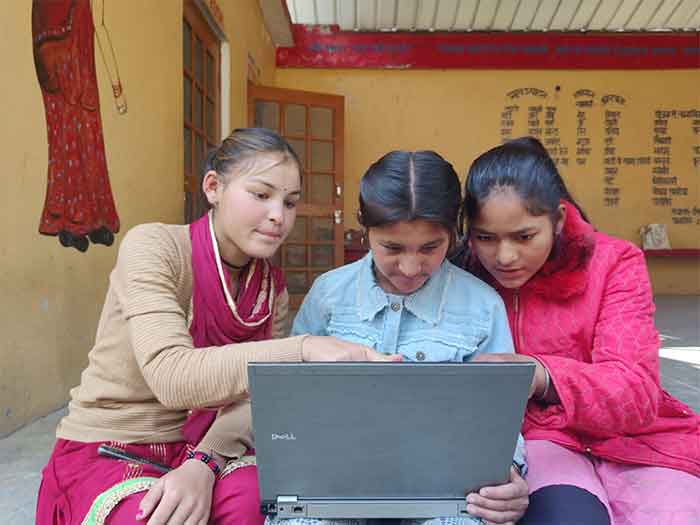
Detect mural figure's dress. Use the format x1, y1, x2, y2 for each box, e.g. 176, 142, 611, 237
32, 0, 119, 251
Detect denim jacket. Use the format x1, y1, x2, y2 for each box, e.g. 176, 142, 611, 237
292, 252, 527, 474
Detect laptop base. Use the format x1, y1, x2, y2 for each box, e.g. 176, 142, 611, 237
263, 498, 468, 519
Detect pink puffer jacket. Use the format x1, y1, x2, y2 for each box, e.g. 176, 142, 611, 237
465, 204, 700, 477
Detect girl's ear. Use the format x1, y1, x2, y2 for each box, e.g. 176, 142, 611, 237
202, 170, 221, 207
360, 228, 368, 248
555, 203, 566, 235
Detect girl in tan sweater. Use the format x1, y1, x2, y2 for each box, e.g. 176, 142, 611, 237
37, 128, 394, 525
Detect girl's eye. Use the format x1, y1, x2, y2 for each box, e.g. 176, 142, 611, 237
253, 192, 269, 200
420, 246, 437, 254
519, 233, 535, 241
284, 200, 298, 209
384, 246, 402, 253
475, 235, 494, 242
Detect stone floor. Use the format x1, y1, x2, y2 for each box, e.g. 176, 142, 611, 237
655, 295, 700, 411
1, 295, 698, 524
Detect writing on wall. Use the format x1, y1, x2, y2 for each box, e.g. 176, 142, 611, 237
499, 88, 699, 230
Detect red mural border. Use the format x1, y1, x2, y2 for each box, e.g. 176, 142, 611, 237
277, 25, 700, 69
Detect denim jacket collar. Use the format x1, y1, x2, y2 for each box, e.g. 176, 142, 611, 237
356, 252, 448, 325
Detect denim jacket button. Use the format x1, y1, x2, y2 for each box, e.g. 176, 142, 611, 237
416, 351, 426, 361
390, 302, 401, 312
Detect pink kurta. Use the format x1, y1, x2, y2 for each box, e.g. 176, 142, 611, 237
36, 439, 263, 525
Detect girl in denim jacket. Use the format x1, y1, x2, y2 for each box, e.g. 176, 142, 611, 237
280, 151, 530, 525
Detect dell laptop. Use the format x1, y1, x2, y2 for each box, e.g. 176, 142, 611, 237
249, 362, 534, 519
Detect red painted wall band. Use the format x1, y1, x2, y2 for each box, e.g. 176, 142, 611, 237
278, 25, 700, 69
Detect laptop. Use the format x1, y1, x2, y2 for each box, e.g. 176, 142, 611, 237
248, 362, 534, 519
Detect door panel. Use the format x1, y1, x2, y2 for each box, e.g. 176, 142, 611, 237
248, 85, 344, 317
183, 0, 220, 223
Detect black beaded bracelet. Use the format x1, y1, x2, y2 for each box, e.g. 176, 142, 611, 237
186, 450, 221, 476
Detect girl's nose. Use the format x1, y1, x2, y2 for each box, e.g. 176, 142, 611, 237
496, 242, 518, 266
268, 200, 283, 223
398, 256, 422, 277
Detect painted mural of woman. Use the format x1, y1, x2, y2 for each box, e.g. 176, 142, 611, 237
32, 0, 122, 252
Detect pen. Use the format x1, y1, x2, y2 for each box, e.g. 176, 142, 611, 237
97, 444, 172, 473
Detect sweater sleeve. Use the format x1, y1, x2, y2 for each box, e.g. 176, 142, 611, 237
196, 401, 253, 459
197, 288, 291, 457
529, 245, 661, 438
116, 224, 304, 410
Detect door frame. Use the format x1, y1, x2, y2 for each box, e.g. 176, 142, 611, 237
248, 84, 345, 309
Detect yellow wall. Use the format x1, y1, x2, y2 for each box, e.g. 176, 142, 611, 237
0, 0, 276, 435
220, 0, 277, 122
2, 0, 696, 435
274, 68, 700, 294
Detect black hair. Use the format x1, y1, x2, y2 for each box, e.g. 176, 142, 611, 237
204, 127, 302, 182
199, 128, 302, 212
358, 150, 462, 248
460, 136, 588, 236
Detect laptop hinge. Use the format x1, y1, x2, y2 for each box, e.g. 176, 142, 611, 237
274, 496, 307, 517
260, 496, 301, 516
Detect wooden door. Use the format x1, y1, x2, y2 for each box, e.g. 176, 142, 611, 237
183, 0, 220, 223
248, 85, 345, 315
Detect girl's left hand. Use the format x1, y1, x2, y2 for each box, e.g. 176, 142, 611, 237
465, 465, 529, 525
471, 353, 546, 399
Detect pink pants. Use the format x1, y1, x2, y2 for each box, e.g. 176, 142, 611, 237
36, 439, 264, 525
526, 440, 700, 525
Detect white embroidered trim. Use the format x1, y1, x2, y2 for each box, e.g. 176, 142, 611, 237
220, 455, 257, 479
81, 477, 157, 525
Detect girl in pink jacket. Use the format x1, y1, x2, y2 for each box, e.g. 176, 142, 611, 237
457, 137, 700, 525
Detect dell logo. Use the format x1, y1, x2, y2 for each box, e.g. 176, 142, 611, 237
271, 433, 297, 441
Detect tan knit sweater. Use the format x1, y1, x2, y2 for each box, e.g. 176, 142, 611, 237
57, 223, 305, 458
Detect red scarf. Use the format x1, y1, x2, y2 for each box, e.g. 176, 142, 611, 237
184, 212, 285, 444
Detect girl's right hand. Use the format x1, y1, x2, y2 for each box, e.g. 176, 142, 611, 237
137, 459, 216, 524
301, 335, 402, 362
